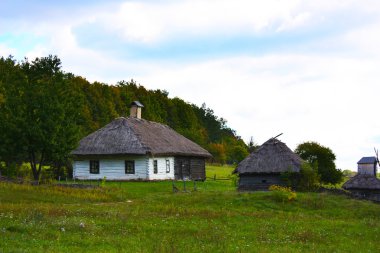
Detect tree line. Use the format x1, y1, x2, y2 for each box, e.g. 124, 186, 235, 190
0, 55, 249, 180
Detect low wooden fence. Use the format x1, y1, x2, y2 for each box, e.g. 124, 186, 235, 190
206, 174, 231, 181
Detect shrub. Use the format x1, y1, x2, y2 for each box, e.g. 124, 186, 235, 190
281, 163, 320, 191
230, 174, 239, 187
269, 185, 297, 202
101, 177, 107, 187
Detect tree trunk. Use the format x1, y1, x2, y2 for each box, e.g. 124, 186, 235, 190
29, 150, 44, 182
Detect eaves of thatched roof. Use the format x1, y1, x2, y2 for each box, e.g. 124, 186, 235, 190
71, 117, 211, 158
234, 138, 303, 174
342, 174, 380, 190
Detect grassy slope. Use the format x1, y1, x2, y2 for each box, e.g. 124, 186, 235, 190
0, 166, 380, 252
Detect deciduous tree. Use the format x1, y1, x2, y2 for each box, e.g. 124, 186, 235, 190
0, 56, 82, 180
295, 142, 343, 185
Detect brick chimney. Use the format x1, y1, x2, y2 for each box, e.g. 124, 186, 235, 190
130, 101, 144, 119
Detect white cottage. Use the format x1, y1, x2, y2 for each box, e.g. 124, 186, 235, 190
71, 101, 211, 181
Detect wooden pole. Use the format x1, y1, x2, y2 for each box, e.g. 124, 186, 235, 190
272, 133, 283, 139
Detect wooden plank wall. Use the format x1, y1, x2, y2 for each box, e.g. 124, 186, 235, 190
174, 157, 206, 180
73, 156, 148, 180
147, 157, 175, 180
358, 164, 377, 176
238, 174, 283, 191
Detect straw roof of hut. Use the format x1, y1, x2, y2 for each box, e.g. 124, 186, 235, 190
342, 174, 380, 190
71, 117, 211, 157
234, 138, 303, 174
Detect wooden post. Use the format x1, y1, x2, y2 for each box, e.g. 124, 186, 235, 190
172, 180, 179, 193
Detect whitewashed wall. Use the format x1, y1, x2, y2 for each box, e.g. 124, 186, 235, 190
73, 156, 149, 180
147, 157, 175, 180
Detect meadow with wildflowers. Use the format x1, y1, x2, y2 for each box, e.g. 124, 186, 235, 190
0, 165, 380, 252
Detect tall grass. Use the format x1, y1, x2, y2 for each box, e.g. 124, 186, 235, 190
0, 165, 380, 252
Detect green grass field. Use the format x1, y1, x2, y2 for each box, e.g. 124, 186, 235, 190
1, 165, 380, 252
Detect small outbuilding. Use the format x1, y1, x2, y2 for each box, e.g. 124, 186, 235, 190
342, 156, 380, 201
357, 156, 377, 176
234, 137, 303, 191
71, 101, 211, 181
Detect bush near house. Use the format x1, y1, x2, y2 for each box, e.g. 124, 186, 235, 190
269, 185, 297, 202
282, 163, 320, 191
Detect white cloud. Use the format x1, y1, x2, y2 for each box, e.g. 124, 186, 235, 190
92, 0, 380, 44
276, 12, 311, 32
342, 22, 380, 56
0, 44, 18, 57
100, 0, 307, 43
132, 51, 380, 170
2, 0, 380, 171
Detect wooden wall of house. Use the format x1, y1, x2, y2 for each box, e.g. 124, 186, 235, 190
73, 155, 148, 180
358, 163, 377, 176
238, 174, 284, 191
190, 158, 206, 180
147, 157, 175, 180
349, 189, 380, 202
174, 157, 206, 180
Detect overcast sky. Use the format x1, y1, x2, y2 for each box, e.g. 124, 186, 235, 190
1, 0, 380, 170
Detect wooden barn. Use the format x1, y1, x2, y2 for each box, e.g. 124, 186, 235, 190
342, 156, 380, 201
71, 101, 211, 181
234, 137, 303, 191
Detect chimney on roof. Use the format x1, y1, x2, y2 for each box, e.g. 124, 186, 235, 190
130, 101, 144, 119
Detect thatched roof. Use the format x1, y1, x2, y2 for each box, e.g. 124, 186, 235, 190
342, 174, 380, 190
71, 117, 211, 158
234, 138, 303, 174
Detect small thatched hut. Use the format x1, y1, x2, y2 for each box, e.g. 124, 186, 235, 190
342, 156, 380, 201
71, 101, 211, 181
234, 138, 303, 191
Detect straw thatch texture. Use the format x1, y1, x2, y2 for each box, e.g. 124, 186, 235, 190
342, 174, 380, 190
72, 117, 211, 157
235, 138, 302, 174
